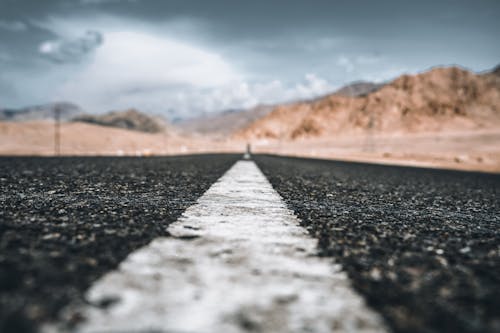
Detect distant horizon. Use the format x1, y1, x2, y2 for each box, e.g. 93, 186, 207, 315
1, 62, 498, 119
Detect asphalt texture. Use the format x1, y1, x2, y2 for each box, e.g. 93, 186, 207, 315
254, 155, 500, 333
0, 154, 239, 333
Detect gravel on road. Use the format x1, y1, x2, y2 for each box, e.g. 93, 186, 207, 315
255, 155, 500, 333
0, 154, 239, 333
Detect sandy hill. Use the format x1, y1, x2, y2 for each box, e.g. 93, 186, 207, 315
237, 66, 500, 140
0, 102, 82, 122
72, 109, 168, 133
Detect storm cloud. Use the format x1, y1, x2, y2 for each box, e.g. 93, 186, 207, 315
38, 30, 103, 64
0, 0, 499, 117
0, 20, 27, 32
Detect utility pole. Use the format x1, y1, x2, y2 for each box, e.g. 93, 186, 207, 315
163, 128, 167, 155
54, 106, 61, 156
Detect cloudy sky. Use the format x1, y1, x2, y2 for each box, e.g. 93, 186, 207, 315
0, 0, 499, 118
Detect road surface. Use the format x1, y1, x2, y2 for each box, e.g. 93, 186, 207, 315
0, 154, 498, 333
255, 155, 500, 333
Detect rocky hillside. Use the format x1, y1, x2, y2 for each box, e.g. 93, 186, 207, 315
0, 102, 82, 122
331, 81, 384, 97
237, 66, 500, 140
72, 109, 168, 133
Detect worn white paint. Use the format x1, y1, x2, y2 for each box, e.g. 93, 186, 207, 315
50, 160, 388, 333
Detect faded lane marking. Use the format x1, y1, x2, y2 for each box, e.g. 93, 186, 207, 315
49, 160, 388, 333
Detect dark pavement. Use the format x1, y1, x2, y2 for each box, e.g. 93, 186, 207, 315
0, 154, 239, 332
1, 154, 499, 333
255, 155, 500, 333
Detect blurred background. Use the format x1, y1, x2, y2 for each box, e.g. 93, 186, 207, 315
1, 0, 499, 171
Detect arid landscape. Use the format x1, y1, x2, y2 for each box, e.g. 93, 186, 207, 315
236, 66, 500, 172
2, 2, 499, 333
1, 65, 499, 172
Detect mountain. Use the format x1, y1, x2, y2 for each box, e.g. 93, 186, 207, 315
332, 81, 385, 97
176, 82, 382, 138
72, 109, 168, 133
236, 66, 500, 140
176, 105, 274, 137
0, 102, 82, 122
491, 64, 500, 77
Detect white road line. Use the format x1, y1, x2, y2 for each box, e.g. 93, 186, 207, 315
51, 160, 388, 333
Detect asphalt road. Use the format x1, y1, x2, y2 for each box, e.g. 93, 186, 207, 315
0, 154, 499, 333
254, 155, 500, 333
0, 154, 240, 332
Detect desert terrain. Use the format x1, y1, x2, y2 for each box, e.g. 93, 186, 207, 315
1, 66, 499, 172
247, 130, 500, 172
0, 121, 239, 156
236, 66, 500, 172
